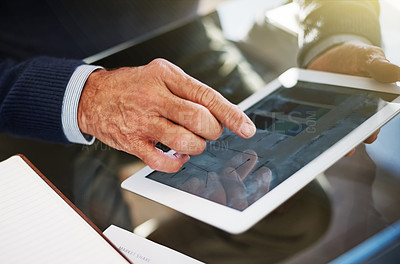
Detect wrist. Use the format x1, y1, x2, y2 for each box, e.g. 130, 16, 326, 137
77, 68, 106, 136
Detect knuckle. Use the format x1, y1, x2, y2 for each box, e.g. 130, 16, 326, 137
362, 45, 385, 62
194, 86, 219, 108
186, 105, 208, 132
147, 58, 173, 79
224, 104, 243, 127
176, 103, 222, 140
149, 58, 170, 68
155, 117, 171, 134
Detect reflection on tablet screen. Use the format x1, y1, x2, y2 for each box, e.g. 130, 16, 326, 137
147, 81, 398, 211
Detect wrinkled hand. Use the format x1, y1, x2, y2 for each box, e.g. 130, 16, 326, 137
78, 59, 256, 172
308, 41, 400, 151
181, 150, 272, 210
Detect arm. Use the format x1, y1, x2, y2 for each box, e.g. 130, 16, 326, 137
1, 57, 256, 173
297, 0, 381, 67
297, 0, 400, 82
0, 57, 84, 143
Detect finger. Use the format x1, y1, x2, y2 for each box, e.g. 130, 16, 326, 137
180, 177, 205, 196
345, 149, 356, 157
135, 140, 190, 172
224, 149, 258, 181
246, 167, 272, 204
221, 167, 248, 210
364, 129, 379, 144
146, 116, 206, 155
203, 172, 227, 205
163, 62, 256, 139
160, 96, 223, 140
367, 58, 400, 83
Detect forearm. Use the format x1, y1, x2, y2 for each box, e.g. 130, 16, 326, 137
296, 0, 381, 67
0, 56, 85, 143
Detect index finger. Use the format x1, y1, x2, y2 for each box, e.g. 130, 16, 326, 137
164, 62, 256, 139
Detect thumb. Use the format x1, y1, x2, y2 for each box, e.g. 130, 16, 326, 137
135, 140, 190, 172
366, 58, 400, 83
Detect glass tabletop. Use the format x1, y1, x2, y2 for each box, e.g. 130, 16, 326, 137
87, 9, 400, 263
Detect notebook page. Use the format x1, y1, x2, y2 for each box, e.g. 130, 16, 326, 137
0, 156, 129, 264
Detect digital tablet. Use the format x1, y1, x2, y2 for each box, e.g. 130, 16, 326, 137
122, 68, 400, 234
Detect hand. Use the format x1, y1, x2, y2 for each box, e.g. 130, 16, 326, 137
308, 41, 400, 151
181, 150, 272, 210
308, 41, 400, 82
77, 59, 256, 173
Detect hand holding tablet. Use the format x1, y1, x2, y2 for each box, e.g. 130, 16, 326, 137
308, 41, 400, 154
308, 41, 400, 84
122, 68, 400, 234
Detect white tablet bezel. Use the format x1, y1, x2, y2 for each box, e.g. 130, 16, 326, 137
122, 68, 400, 234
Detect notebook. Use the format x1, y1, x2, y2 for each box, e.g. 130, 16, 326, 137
0, 155, 131, 264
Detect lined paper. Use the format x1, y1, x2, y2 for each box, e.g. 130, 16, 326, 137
0, 156, 129, 264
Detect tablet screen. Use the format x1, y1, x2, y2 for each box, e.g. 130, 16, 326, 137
147, 81, 398, 211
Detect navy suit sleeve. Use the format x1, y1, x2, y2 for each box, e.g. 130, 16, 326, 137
0, 56, 84, 143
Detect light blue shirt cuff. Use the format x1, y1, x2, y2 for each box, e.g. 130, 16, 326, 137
62, 64, 103, 145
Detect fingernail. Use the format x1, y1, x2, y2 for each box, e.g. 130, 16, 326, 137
174, 153, 190, 163
240, 122, 256, 138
